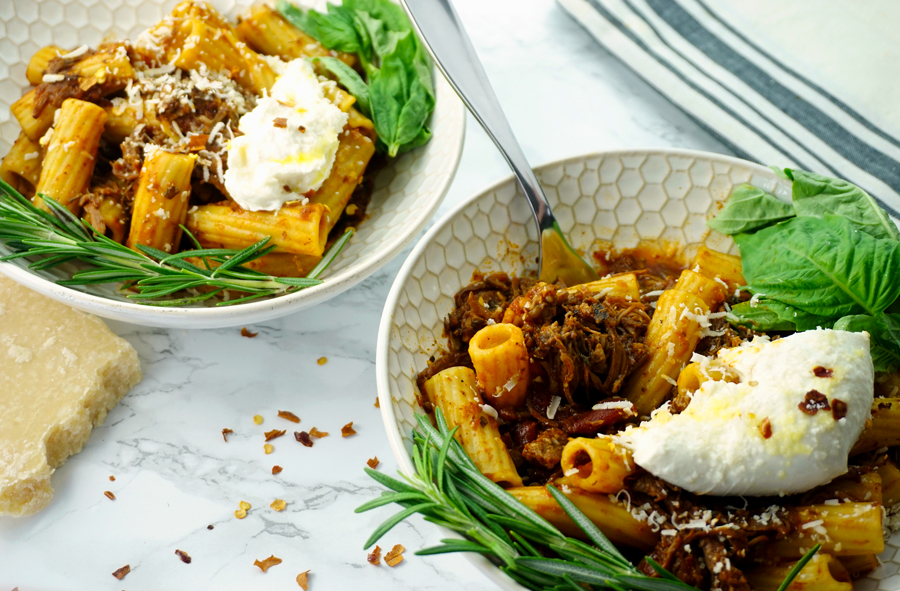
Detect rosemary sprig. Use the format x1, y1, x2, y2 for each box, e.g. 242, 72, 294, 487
358, 408, 819, 591
0, 180, 351, 306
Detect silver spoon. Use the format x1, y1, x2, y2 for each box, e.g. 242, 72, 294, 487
401, 0, 599, 286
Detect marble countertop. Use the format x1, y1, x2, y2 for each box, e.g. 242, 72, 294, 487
0, 0, 732, 588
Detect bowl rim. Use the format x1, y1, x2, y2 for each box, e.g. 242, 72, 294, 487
375, 147, 790, 590
0, 88, 466, 326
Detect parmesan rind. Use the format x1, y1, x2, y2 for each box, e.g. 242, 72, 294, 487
0, 276, 142, 516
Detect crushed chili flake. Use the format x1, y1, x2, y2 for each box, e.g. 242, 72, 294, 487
175, 549, 192, 564
384, 544, 405, 567
297, 570, 310, 589
112, 565, 130, 580
265, 429, 286, 441
264, 443, 274, 454
759, 418, 773, 439
109, 475, 115, 481
186, 134, 209, 151
254, 555, 283, 573
295, 431, 313, 447
222, 428, 234, 442
298, 125, 306, 133
271, 499, 287, 511
317, 356, 327, 365
272, 465, 283, 475
254, 415, 264, 425
367, 457, 379, 469
273, 117, 287, 128
104, 490, 116, 500
341, 422, 357, 437
367, 546, 382, 565
374, 396, 380, 408
309, 427, 328, 438
832, 399, 848, 421
207, 524, 214, 530
799, 390, 831, 415
813, 366, 834, 378
241, 327, 258, 338
278, 410, 301, 423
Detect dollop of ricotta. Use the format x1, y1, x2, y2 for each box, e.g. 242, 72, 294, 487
224, 58, 348, 211
617, 330, 874, 496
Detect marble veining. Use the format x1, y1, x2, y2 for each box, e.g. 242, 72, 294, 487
0, 0, 733, 588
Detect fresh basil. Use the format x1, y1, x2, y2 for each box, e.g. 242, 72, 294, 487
833, 313, 900, 372
786, 168, 900, 241
311, 57, 372, 117
729, 300, 832, 332
706, 184, 795, 236
277, 0, 435, 156
737, 215, 900, 319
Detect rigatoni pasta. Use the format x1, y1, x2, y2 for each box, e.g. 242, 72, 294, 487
126, 150, 196, 253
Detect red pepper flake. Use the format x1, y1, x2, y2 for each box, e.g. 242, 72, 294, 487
104, 490, 116, 500
799, 390, 831, 415
109, 475, 116, 481
273, 117, 288, 128
272, 465, 283, 475
832, 399, 848, 421
813, 366, 834, 378
241, 327, 258, 338
384, 544, 405, 567
175, 549, 192, 564
759, 418, 773, 439
264, 429, 286, 442
367, 545, 382, 565
309, 427, 328, 438
298, 125, 306, 133
278, 410, 301, 423
297, 570, 311, 589
207, 524, 214, 530
367, 457, 379, 469
341, 422, 357, 437
112, 565, 130, 580
254, 555, 283, 573
222, 428, 233, 442
295, 431, 313, 447
374, 396, 380, 408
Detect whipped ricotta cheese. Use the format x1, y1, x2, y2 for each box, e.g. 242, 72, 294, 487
617, 330, 874, 496
224, 58, 348, 211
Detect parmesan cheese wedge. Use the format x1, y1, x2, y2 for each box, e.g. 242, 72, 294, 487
0, 276, 142, 516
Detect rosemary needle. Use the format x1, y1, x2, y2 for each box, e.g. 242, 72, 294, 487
0, 181, 351, 306
358, 408, 819, 591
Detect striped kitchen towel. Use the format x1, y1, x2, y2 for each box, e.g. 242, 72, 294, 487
557, 0, 900, 217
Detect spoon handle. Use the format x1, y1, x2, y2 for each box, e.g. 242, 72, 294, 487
401, 0, 553, 232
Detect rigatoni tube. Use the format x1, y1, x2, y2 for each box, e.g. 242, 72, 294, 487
423, 367, 522, 488
624, 289, 709, 416
34, 98, 107, 214
468, 323, 530, 408
11, 89, 57, 142
126, 150, 197, 254
187, 202, 329, 257
691, 245, 745, 293
26, 45, 63, 85
0, 132, 44, 197
507, 486, 657, 550
309, 128, 375, 232
767, 502, 884, 558
673, 269, 727, 309
745, 553, 852, 591
559, 437, 634, 494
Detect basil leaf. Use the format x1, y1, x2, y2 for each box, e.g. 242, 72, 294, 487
729, 300, 832, 332
706, 184, 794, 236
355, 10, 408, 60
833, 313, 900, 372
737, 215, 900, 318
310, 56, 372, 117
345, 0, 412, 35
786, 168, 900, 241
277, 0, 364, 56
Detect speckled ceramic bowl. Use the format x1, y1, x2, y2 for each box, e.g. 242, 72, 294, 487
0, 0, 465, 328
376, 149, 900, 590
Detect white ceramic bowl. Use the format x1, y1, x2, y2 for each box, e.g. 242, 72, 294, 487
0, 0, 465, 329
376, 149, 899, 590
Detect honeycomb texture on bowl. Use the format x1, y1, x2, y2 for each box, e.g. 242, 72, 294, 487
0, 0, 465, 308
